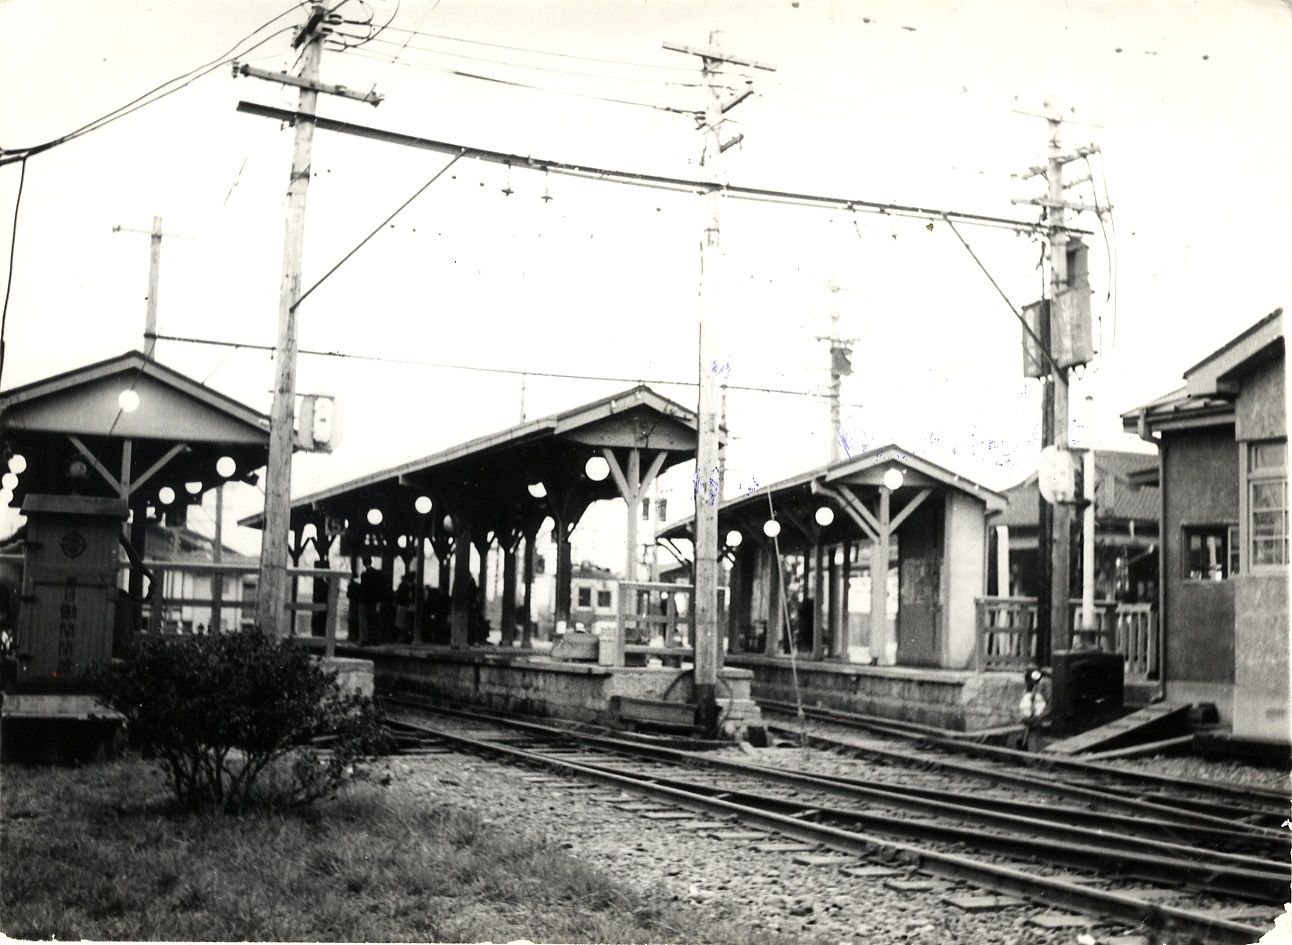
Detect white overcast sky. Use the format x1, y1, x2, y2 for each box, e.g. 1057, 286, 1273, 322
1, 0, 1289, 558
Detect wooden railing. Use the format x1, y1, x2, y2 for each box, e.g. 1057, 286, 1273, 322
128, 561, 346, 657
975, 595, 1159, 682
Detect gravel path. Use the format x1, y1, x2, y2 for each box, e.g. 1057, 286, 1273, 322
382, 712, 1144, 945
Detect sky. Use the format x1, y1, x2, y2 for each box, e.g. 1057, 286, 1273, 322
1, 0, 1289, 563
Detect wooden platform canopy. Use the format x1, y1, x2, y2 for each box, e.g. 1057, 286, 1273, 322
240, 384, 699, 646
659, 444, 1006, 669
0, 349, 289, 620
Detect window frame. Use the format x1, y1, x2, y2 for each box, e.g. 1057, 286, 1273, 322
1246, 439, 1288, 572
1180, 523, 1237, 583
576, 586, 592, 608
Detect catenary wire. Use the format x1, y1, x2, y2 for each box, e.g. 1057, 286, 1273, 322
376, 24, 700, 74
363, 34, 717, 87
0, 157, 27, 390
346, 47, 704, 115
150, 333, 859, 404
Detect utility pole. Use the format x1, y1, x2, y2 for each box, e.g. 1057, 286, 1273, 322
254, 6, 327, 636
664, 34, 773, 735
815, 285, 855, 463
1015, 103, 1102, 663
1045, 110, 1072, 662
112, 215, 171, 357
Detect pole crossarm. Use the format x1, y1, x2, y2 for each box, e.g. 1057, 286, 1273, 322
234, 63, 383, 105
234, 103, 1091, 235
661, 41, 776, 71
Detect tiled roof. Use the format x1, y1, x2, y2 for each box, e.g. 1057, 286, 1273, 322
994, 450, 1159, 528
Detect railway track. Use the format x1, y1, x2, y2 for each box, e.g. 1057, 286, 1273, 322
758, 700, 1289, 831
379, 696, 1284, 944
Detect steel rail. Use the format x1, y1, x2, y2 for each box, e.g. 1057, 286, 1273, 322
387, 712, 1267, 945
762, 700, 1289, 809
381, 701, 1285, 890
764, 722, 1286, 840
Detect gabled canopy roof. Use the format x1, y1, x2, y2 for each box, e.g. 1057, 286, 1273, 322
0, 350, 270, 443
658, 443, 1006, 548
241, 385, 699, 539
0, 351, 282, 509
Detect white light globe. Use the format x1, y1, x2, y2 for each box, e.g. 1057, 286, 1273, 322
158, 486, 175, 505
367, 508, 383, 526
184, 481, 203, 495
0, 473, 16, 491
415, 495, 432, 515
7, 454, 26, 474
762, 519, 781, 538
585, 456, 610, 482
118, 389, 140, 413
216, 456, 237, 478
397, 535, 408, 549
725, 529, 743, 548
814, 506, 835, 527
442, 515, 454, 534
527, 482, 547, 499
883, 467, 905, 491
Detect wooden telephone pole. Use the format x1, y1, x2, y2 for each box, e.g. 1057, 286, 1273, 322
816, 288, 856, 464
1015, 103, 1102, 663
664, 34, 773, 735
112, 215, 171, 357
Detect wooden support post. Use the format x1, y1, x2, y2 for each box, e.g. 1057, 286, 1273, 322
841, 540, 852, 658
500, 535, 518, 646
450, 521, 472, 648
812, 538, 827, 660
521, 530, 536, 647
413, 524, 427, 643
212, 485, 225, 632
871, 486, 892, 664
828, 544, 842, 659
764, 541, 781, 656
324, 574, 340, 658
473, 531, 491, 645
726, 544, 743, 654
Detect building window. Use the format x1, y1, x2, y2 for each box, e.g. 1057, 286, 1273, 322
597, 589, 613, 608
657, 498, 668, 521
577, 586, 592, 608
1249, 440, 1288, 568
1183, 525, 1234, 581
641, 498, 651, 521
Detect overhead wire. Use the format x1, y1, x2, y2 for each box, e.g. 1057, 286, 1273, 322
376, 24, 699, 74
149, 332, 864, 404
363, 34, 718, 87
0, 156, 26, 390
345, 47, 704, 116
0, 4, 302, 166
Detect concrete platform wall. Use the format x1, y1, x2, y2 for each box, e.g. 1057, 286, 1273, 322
368, 646, 756, 729
725, 653, 1024, 731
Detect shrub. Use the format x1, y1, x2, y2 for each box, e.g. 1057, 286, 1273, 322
100, 630, 391, 812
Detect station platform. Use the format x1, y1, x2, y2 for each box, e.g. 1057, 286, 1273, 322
338, 644, 762, 736
723, 654, 1026, 731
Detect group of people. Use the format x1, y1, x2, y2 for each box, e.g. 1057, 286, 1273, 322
345, 558, 488, 646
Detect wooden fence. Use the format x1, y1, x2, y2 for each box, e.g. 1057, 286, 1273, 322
975, 595, 1159, 681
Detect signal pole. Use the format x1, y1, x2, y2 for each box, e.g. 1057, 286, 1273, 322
816, 286, 856, 463
664, 34, 773, 735
254, 6, 326, 636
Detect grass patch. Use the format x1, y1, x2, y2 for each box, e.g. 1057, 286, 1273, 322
2, 758, 817, 943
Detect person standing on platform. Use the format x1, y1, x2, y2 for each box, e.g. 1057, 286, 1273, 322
394, 571, 415, 643
357, 557, 381, 645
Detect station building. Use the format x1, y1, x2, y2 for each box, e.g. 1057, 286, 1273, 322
1123, 309, 1287, 742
